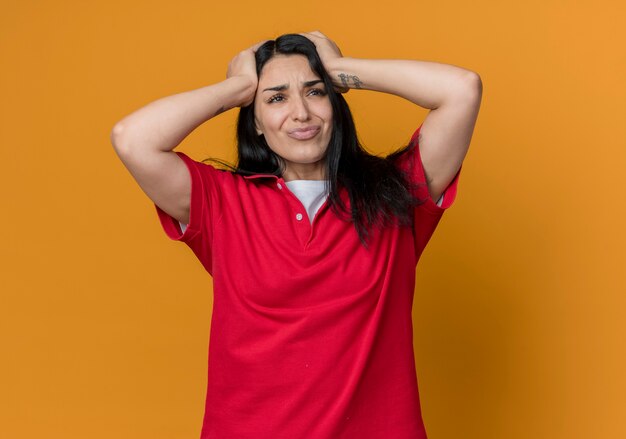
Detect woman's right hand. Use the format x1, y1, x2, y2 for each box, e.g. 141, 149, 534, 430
226, 40, 268, 107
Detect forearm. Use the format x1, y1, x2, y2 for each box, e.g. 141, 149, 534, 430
111, 75, 255, 154
327, 57, 480, 109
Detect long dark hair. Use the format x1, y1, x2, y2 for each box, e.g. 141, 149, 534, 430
205, 34, 427, 248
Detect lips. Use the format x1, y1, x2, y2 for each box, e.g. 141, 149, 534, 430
287, 126, 321, 140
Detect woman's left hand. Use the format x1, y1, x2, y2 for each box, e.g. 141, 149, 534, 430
300, 31, 349, 93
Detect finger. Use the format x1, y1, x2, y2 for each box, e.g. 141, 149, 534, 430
250, 39, 270, 52
300, 31, 320, 40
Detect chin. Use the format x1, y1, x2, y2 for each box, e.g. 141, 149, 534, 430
297, 151, 327, 163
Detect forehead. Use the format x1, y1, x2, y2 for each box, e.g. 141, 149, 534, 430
258, 54, 318, 83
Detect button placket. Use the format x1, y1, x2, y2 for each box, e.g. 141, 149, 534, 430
277, 178, 313, 248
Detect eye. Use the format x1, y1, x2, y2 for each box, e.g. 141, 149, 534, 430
267, 93, 285, 104
309, 88, 327, 97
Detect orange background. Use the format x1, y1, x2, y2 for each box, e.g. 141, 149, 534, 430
1, 1, 625, 438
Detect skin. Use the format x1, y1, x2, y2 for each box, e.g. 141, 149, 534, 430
301, 31, 481, 205
111, 31, 480, 226
253, 54, 333, 182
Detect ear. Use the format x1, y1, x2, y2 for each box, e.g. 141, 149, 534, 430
254, 118, 263, 136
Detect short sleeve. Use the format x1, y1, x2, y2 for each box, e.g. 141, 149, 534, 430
394, 124, 463, 257
153, 151, 222, 274
406, 124, 462, 215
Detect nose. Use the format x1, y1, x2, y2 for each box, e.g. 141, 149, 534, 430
290, 95, 310, 121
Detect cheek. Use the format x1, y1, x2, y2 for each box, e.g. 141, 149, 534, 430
320, 101, 333, 121
263, 111, 288, 133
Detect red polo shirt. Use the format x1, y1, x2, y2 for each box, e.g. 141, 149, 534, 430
154, 124, 461, 438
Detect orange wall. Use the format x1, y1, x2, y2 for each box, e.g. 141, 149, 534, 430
1, 1, 624, 438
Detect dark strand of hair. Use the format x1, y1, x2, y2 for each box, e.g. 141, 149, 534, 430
204, 34, 429, 249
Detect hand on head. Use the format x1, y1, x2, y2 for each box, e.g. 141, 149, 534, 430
227, 32, 348, 109
299, 31, 349, 94
227, 39, 268, 107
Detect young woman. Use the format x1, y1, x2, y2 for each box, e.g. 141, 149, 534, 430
111, 31, 482, 439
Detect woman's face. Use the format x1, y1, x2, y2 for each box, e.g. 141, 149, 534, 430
253, 54, 333, 181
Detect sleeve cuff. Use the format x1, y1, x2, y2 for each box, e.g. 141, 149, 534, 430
154, 151, 203, 242
410, 125, 462, 215
420, 165, 461, 215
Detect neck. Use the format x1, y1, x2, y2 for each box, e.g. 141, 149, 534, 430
282, 162, 327, 181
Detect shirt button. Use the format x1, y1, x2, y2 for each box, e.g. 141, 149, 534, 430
295, 213, 303, 221
277, 183, 282, 190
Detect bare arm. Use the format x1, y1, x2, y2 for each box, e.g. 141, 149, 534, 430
302, 31, 482, 204
110, 75, 255, 154
110, 42, 264, 225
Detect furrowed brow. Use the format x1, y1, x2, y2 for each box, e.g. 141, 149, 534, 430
263, 84, 288, 93
303, 79, 323, 87
263, 79, 323, 92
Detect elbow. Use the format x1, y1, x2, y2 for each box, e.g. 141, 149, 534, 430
110, 123, 123, 144
448, 71, 482, 106
444, 71, 482, 106
110, 123, 131, 156
463, 71, 483, 99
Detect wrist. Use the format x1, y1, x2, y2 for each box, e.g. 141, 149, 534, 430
325, 56, 348, 79
326, 57, 364, 90
221, 75, 257, 109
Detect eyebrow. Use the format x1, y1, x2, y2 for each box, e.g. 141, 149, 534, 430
262, 79, 323, 93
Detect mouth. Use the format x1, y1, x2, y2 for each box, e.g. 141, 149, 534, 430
287, 126, 321, 140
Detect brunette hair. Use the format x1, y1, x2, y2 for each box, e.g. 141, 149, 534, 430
205, 33, 427, 248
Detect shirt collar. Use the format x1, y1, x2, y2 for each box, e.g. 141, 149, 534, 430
242, 173, 281, 181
